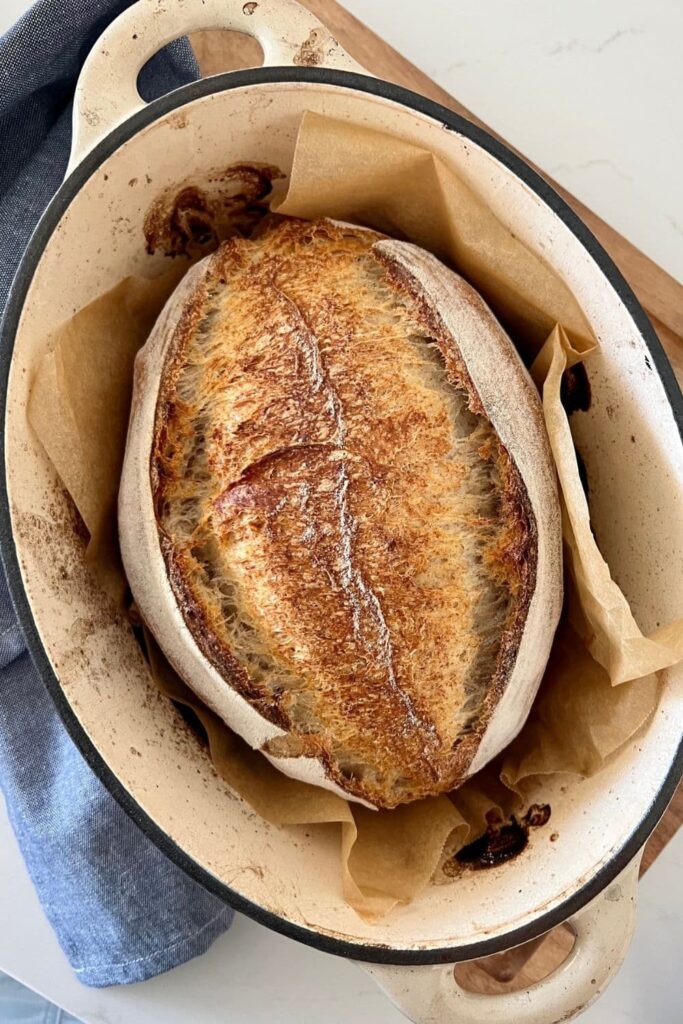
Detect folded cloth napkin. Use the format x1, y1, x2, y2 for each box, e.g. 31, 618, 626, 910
0, 0, 234, 987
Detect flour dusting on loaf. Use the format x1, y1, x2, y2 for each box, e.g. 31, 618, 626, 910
122, 218, 562, 808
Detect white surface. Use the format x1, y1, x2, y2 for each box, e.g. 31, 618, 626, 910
1, 0, 681, 282
1, 789, 681, 1023
341, 0, 683, 285
0, 0, 681, 1021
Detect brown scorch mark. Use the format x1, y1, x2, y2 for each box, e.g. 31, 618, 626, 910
561, 362, 591, 414
144, 163, 284, 258
293, 28, 327, 66
447, 803, 552, 872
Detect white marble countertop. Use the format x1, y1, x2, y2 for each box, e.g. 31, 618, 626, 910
1, 0, 681, 1021
343, 0, 683, 286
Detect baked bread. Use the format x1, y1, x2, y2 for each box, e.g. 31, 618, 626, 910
119, 218, 562, 809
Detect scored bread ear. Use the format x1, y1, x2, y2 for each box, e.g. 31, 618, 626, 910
374, 239, 562, 774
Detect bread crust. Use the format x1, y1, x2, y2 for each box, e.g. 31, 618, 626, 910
120, 218, 562, 808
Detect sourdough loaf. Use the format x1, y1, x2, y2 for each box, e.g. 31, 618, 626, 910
119, 218, 562, 809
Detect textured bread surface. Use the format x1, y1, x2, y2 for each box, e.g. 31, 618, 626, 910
151, 219, 539, 808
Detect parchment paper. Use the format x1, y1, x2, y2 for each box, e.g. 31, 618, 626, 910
276, 112, 596, 361
27, 112, 683, 919
531, 325, 683, 683
28, 266, 187, 604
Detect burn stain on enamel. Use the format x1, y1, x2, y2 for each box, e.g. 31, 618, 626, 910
447, 802, 552, 872
293, 28, 327, 66
144, 163, 285, 259
561, 362, 591, 414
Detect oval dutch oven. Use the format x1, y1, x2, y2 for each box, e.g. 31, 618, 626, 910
1, 2, 682, 1021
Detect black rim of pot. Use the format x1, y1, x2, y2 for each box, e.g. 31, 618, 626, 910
1, 68, 681, 966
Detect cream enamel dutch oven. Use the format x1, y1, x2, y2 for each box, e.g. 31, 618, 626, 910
1, 2, 681, 1021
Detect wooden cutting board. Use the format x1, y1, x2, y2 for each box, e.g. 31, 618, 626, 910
190, 1, 681, 991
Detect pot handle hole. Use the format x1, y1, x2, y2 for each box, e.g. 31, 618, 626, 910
68, 0, 369, 172
361, 855, 641, 1024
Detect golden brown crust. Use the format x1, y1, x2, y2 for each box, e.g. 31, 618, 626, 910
151, 219, 536, 807
372, 250, 538, 765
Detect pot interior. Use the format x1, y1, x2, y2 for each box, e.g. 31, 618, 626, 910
4, 74, 682, 958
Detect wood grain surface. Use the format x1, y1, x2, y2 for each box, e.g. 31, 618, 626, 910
190, 2, 681, 989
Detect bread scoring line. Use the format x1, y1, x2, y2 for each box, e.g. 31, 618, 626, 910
271, 282, 436, 744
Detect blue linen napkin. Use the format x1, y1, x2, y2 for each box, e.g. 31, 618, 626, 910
0, 0, 234, 988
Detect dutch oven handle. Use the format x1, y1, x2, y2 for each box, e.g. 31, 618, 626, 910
361, 855, 641, 1024
68, 0, 368, 173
